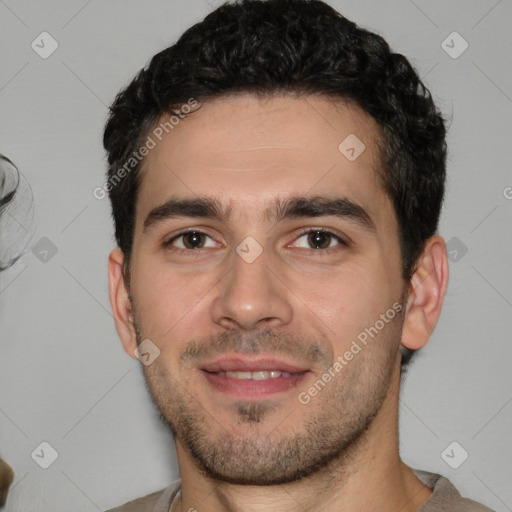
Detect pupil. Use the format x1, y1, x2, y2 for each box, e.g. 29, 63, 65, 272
184, 232, 204, 249
308, 231, 330, 249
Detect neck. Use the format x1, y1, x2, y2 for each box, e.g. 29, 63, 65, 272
174, 363, 432, 512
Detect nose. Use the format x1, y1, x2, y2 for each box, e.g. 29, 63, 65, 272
210, 246, 293, 331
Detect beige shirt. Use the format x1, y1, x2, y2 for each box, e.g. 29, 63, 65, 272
105, 469, 495, 512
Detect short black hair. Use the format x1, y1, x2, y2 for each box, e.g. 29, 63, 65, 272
103, 0, 447, 369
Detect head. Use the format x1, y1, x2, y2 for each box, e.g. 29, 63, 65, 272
106, 0, 448, 485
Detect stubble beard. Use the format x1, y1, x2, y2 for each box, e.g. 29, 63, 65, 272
135, 314, 402, 486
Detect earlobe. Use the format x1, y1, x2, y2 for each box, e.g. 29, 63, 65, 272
401, 235, 449, 351
108, 248, 138, 359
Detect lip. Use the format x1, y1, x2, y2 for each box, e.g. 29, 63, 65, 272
199, 354, 310, 373
200, 370, 310, 399
199, 354, 311, 399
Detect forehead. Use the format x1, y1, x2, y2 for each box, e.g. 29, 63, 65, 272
136, 93, 390, 225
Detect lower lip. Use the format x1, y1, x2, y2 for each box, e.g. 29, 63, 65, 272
200, 370, 310, 399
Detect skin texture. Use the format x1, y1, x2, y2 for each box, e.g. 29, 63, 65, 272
109, 93, 449, 512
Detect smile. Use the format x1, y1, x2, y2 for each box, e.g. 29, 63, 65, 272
216, 370, 295, 380
200, 368, 310, 399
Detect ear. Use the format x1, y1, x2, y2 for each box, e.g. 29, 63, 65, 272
401, 235, 449, 350
108, 248, 138, 359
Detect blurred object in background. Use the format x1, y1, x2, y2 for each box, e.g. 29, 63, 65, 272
0, 154, 34, 271
0, 154, 34, 508
0, 458, 14, 508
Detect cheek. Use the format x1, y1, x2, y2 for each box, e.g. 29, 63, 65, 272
289, 263, 400, 351
131, 262, 215, 341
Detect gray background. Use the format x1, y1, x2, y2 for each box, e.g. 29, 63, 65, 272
0, 0, 511, 510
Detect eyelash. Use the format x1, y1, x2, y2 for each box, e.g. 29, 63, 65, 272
296, 228, 348, 254
163, 228, 347, 256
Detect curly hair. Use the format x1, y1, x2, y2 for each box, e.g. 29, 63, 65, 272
103, 0, 447, 369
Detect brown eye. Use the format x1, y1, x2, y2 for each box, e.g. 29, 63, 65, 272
181, 231, 206, 249
166, 230, 217, 250
307, 230, 333, 249
290, 229, 346, 253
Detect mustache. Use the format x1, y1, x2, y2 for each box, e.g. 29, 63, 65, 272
179, 328, 333, 368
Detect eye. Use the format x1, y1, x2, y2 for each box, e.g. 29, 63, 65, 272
164, 230, 219, 250
290, 229, 346, 251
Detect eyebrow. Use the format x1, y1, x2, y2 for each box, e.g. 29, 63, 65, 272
143, 195, 376, 233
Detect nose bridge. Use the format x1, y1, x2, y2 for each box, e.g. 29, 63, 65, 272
211, 241, 293, 330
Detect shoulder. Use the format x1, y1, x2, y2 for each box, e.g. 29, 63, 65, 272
105, 480, 181, 512
413, 469, 495, 512
105, 490, 163, 512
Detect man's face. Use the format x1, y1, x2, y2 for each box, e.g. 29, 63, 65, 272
126, 94, 407, 485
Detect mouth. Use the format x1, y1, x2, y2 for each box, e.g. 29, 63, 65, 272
199, 355, 311, 399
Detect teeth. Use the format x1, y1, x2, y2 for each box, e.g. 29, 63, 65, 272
222, 370, 293, 380
252, 371, 270, 380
